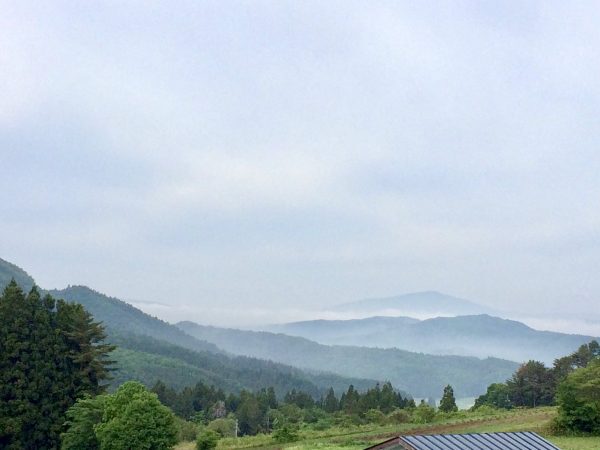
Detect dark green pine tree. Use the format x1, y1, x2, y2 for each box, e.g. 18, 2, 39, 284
323, 387, 338, 413
0, 280, 114, 449
340, 385, 360, 414
439, 384, 458, 413
56, 300, 115, 397
0, 280, 29, 448
379, 381, 397, 414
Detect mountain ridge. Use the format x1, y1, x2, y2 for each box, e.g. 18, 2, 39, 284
177, 320, 518, 398
268, 314, 598, 364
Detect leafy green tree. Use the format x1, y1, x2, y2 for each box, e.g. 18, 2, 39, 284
236, 390, 264, 436
439, 385, 458, 413
0, 281, 113, 449
507, 360, 554, 407
174, 417, 198, 442
196, 429, 220, 450
555, 359, 600, 434
473, 383, 512, 409
553, 340, 600, 385
95, 381, 177, 450
207, 417, 236, 437
61, 395, 106, 450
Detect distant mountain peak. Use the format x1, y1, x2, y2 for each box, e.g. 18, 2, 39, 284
331, 291, 495, 317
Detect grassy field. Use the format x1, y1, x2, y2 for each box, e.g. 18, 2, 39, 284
175, 407, 600, 449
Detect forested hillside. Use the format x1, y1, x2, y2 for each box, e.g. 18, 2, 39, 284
177, 321, 518, 398
0, 257, 35, 293
0, 258, 376, 398
269, 314, 598, 364
48, 285, 220, 353
108, 331, 376, 397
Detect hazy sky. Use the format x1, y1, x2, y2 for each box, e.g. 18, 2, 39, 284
2, 1, 600, 327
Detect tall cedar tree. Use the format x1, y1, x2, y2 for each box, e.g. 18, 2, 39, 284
439, 384, 458, 412
323, 388, 338, 413
0, 280, 114, 449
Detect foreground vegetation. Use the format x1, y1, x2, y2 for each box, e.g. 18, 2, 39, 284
174, 407, 600, 449
2, 278, 600, 450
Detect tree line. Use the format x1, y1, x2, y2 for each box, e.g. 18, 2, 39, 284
151, 379, 415, 437
473, 339, 600, 434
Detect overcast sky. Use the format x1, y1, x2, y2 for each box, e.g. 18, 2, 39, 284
2, 1, 600, 327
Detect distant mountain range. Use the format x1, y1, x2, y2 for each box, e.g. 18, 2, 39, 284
177, 321, 517, 398
331, 291, 497, 317
0, 257, 519, 398
267, 314, 598, 364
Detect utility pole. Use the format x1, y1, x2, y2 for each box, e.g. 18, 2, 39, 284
235, 419, 239, 438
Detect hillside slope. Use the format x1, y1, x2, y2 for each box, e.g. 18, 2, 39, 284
0, 257, 35, 293
177, 321, 519, 398
268, 314, 597, 364
107, 332, 375, 397
0, 258, 376, 397
53, 287, 379, 396
48, 285, 220, 353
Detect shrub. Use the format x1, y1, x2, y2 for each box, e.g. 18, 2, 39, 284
196, 429, 220, 450
387, 408, 411, 424
413, 403, 436, 423
272, 425, 299, 443
207, 417, 237, 437
279, 403, 303, 424
311, 418, 333, 431
303, 407, 327, 423
364, 409, 386, 424
175, 417, 198, 442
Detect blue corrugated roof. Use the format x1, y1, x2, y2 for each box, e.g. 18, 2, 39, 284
397, 432, 560, 450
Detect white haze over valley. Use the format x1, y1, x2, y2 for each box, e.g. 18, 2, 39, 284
129, 295, 600, 337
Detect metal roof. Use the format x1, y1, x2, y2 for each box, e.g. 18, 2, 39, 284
366, 432, 561, 450
399, 432, 560, 450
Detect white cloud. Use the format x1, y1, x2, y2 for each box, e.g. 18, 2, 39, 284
1, 1, 600, 321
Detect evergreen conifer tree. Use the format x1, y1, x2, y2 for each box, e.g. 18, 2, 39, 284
324, 388, 338, 413
439, 384, 458, 413
0, 280, 114, 449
